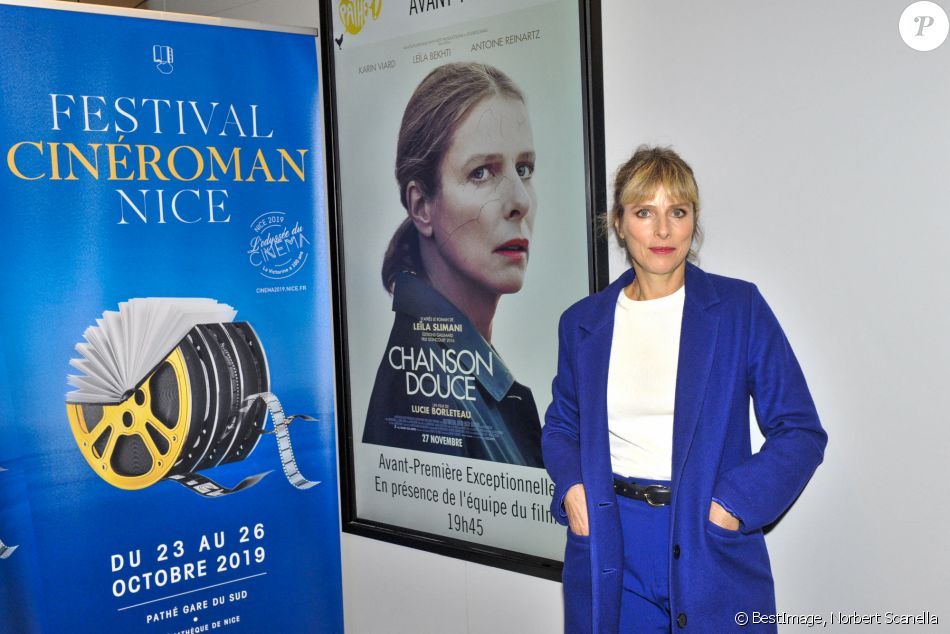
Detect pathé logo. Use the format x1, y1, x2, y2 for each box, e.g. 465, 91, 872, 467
339, 0, 382, 36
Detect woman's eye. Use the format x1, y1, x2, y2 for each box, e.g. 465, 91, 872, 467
470, 166, 491, 182
635, 209, 651, 218
516, 162, 535, 179
672, 208, 688, 218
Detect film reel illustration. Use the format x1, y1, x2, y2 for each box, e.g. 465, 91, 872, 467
66, 299, 318, 497
0, 466, 16, 559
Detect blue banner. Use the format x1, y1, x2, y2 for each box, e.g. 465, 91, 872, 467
0, 4, 343, 633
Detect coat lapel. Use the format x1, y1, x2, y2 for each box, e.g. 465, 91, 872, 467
575, 265, 720, 490
671, 263, 720, 491
573, 265, 722, 490
576, 269, 634, 492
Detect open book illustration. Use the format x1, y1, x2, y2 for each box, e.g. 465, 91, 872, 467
65, 298, 317, 497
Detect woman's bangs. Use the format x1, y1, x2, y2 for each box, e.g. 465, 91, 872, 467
663, 170, 698, 208
619, 162, 697, 209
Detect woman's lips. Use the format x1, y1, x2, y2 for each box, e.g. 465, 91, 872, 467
495, 239, 529, 261
649, 247, 676, 255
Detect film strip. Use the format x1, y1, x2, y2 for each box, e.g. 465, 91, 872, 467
168, 471, 271, 498
67, 318, 319, 497
0, 466, 15, 559
251, 392, 318, 490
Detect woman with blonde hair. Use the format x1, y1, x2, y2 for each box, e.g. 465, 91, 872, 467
543, 146, 827, 632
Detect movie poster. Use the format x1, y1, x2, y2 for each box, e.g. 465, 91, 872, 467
332, 0, 591, 563
0, 3, 343, 632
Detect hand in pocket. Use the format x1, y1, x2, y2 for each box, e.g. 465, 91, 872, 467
565, 483, 589, 536
708, 499, 740, 531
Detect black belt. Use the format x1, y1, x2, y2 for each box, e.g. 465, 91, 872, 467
613, 478, 672, 507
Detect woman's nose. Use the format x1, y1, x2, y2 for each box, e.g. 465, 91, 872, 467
504, 170, 532, 220
655, 215, 670, 238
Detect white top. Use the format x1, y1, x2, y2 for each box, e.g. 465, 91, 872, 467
607, 284, 685, 480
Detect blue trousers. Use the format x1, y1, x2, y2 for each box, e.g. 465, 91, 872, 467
616, 476, 672, 633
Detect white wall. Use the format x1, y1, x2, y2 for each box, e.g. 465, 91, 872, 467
134, 0, 950, 631
342, 535, 562, 634
602, 1, 950, 631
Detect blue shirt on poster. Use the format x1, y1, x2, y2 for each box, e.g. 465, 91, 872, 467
362, 272, 543, 468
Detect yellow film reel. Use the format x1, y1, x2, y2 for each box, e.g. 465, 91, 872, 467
67, 348, 191, 490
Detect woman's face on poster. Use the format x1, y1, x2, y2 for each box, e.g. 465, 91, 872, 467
425, 95, 537, 297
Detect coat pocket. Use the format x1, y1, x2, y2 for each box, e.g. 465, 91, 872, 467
705, 518, 742, 539
566, 526, 591, 541
562, 528, 593, 634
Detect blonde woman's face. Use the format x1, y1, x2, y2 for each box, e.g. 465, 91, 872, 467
427, 96, 537, 297
618, 186, 694, 277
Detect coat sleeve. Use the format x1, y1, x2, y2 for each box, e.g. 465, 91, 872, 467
712, 286, 828, 533
541, 311, 583, 526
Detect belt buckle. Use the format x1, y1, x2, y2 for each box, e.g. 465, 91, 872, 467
642, 484, 666, 507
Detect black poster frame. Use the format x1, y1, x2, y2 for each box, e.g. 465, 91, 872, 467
320, 0, 608, 580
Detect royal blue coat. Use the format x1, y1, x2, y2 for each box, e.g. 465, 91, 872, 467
542, 263, 827, 633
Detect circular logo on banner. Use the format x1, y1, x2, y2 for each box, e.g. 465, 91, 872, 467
900, 1, 949, 51
248, 211, 310, 280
